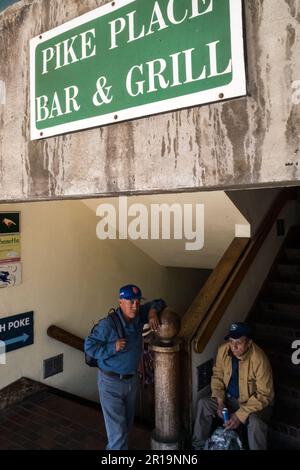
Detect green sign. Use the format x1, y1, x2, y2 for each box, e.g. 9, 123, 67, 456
30, 0, 246, 140
0, 1, 19, 13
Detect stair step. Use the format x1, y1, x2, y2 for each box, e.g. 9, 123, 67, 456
285, 226, 300, 248
268, 281, 300, 301
257, 339, 293, 356
278, 260, 300, 267
277, 264, 300, 281
272, 404, 300, 430
249, 227, 300, 449
254, 308, 300, 328
270, 404, 300, 449
251, 322, 300, 343
269, 429, 300, 449
284, 249, 300, 263
269, 280, 300, 291
259, 299, 300, 316
276, 374, 300, 405
254, 340, 300, 376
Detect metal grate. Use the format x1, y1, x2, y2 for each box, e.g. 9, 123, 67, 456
43, 354, 63, 379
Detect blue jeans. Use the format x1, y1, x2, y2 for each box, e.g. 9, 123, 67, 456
98, 370, 138, 450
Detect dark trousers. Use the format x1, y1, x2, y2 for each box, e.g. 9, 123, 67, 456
192, 396, 273, 450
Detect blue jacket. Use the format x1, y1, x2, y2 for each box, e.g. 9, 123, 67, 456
84, 299, 166, 374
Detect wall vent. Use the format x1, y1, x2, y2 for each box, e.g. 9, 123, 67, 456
43, 354, 63, 379
197, 359, 213, 391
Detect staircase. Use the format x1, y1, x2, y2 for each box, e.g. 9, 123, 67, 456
249, 226, 300, 449
0, 379, 151, 450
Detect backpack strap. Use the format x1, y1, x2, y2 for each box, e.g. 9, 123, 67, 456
108, 310, 124, 338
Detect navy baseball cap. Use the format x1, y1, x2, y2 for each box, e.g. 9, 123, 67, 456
224, 322, 252, 340
119, 284, 143, 300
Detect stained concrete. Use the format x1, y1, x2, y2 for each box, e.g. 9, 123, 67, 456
0, 0, 300, 201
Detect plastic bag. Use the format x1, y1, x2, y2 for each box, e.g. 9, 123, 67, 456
204, 427, 244, 450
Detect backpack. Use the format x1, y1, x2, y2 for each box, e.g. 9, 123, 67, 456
204, 427, 244, 450
85, 309, 124, 367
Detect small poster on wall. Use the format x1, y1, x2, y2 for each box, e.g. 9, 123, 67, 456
0, 263, 22, 288
0, 234, 21, 263
0, 213, 21, 288
0, 212, 20, 234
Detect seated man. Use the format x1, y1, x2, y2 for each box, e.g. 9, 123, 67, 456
192, 322, 274, 450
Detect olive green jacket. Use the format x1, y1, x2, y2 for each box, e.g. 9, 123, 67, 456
211, 341, 274, 423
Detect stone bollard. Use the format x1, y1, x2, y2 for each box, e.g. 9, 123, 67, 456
150, 308, 181, 450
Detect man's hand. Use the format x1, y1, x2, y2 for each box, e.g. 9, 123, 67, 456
148, 309, 160, 332
115, 338, 127, 352
216, 398, 224, 419
224, 413, 241, 430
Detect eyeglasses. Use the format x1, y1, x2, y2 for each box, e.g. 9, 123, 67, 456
121, 299, 141, 304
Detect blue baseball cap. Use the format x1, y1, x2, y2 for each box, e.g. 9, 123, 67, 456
224, 322, 252, 340
119, 284, 143, 300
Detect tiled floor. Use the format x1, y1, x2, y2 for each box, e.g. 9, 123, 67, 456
0, 390, 151, 450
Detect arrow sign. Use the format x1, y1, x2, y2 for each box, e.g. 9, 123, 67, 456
0, 311, 33, 353
4, 333, 29, 346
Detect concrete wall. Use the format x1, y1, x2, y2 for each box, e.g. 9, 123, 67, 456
0, 0, 300, 202
191, 200, 300, 414
0, 199, 204, 401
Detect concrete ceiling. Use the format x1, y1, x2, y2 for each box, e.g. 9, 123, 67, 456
83, 191, 250, 269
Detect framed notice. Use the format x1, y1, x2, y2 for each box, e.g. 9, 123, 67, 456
0, 212, 20, 234
0, 235, 21, 264
0, 263, 22, 288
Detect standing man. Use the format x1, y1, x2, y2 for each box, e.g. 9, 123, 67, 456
84, 284, 166, 450
192, 322, 274, 450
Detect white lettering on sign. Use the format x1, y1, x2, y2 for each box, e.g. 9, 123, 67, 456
30, 0, 246, 140
0, 324, 6, 333
36, 86, 81, 121
126, 42, 231, 96
8, 317, 30, 330
109, 0, 214, 49
41, 28, 96, 75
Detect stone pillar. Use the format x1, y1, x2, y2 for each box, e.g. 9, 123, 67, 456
150, 308, 181, 450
